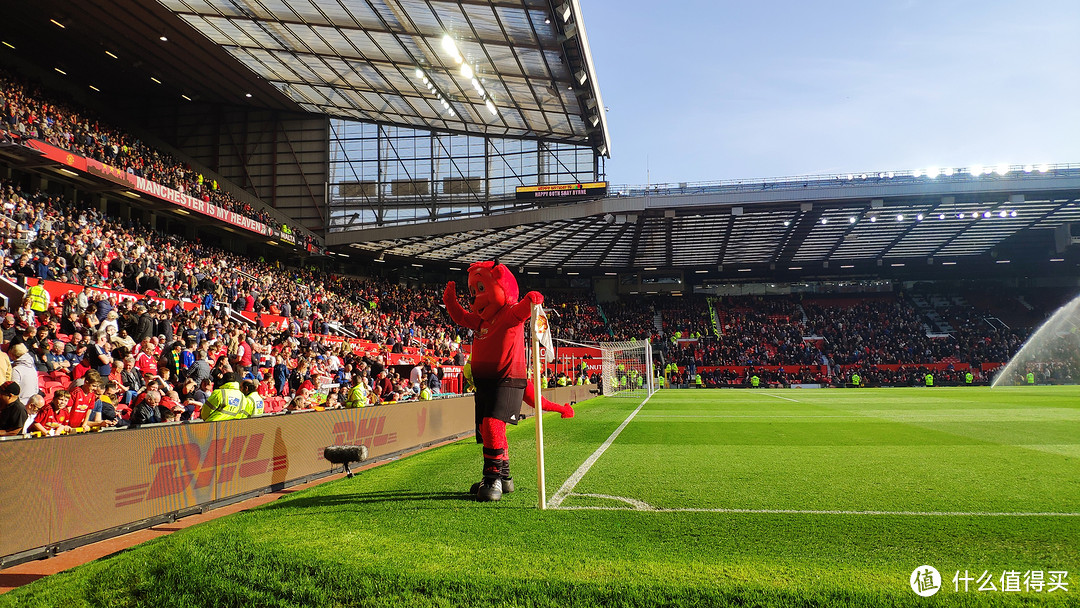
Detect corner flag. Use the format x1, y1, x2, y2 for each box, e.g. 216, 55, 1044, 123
530, 303, 549, 509
536, 307, 555, 363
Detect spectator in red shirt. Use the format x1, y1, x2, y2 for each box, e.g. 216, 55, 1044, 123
58, 370, 104, 431
27, 390, 72, 435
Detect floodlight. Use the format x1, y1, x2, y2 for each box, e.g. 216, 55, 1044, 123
557, 3, 572, 22
999, 210, 1007, 218
783, 220, 790, 227
441, 35, 457, 55
913, 170, 923, 178
927, 167, 939, 179
943, 168, 954, 176
917, 214, 924, 221
870, 216, 877, 223
1024, 164, 1034, 172
461, 63, 474, 79
1039, 164, 1049, 172
415, 68, 424, 79
983, 211, 992, 218
1010, 210, 1017, 217
485, 99, 497, 115
939, 214, 945, 220
995, 164, 1009, 175
821, 218, 828, 225
969, 165, 983, 176
896, 214, 904, 221
849, 217, 856, 224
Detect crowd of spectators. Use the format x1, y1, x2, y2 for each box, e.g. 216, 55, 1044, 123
650, 294, 1043, 385
546, 294, 609, 343
0, 182, 473, 437
603, 299, 659, 342
0, 69, 316, 250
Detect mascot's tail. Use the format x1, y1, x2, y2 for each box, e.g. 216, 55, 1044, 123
524, 380, 574, 418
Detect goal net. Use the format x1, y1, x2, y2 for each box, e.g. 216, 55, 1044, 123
598, 340, 656, 398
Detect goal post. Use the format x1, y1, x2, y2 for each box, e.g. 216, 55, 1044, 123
598, 340, 656, 399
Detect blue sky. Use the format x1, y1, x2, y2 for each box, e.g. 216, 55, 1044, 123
583, 1, 1080, 186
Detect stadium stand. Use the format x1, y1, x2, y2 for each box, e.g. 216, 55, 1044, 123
0, 69, 315, 249
0, 174, 478, 435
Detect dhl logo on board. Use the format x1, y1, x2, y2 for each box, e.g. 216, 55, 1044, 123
114, 433, 286, 507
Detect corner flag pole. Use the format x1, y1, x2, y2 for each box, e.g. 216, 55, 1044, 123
531, 303, 547, 510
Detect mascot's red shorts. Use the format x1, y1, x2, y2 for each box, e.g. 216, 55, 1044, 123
473, 377, 527, 442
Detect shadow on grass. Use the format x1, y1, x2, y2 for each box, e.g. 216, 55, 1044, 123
259, 489, 502, 512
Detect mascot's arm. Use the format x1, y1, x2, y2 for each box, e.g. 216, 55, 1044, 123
443, 282, 482, 330
509, 291, 544, 323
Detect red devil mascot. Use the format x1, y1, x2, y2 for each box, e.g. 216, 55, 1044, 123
444, 261, 573, 502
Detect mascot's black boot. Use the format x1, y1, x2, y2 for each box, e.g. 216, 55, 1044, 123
475, 475, 503, 502
470, 459, 514, 495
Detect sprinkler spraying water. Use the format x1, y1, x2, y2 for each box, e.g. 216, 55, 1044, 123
991, 295, 1080, 387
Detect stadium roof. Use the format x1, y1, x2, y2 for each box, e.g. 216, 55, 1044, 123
331, 165, 1080, 276
159, 0, 610, 152
4, 1, 608, 154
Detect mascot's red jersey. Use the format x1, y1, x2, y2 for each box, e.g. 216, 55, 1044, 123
443, 261, 542, 380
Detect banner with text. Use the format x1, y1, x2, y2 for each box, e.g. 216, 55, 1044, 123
85, 159, 271, 236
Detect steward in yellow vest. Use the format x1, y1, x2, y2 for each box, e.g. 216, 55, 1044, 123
202, 379, 250, 421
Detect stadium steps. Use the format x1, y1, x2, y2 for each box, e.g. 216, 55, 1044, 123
909, 293, 953, 333
796, 304, 809, 324
0, 274, 24, 310
652, 311, 664, 335
228, 308, 255, 327
327, 322, 358, 339
595, 302, 615, 338
706, 298, 721, 336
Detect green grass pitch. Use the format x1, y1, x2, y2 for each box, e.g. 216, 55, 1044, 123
6, 387, 1080, 607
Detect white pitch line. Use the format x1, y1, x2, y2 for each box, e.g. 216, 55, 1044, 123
549, 393, 654, 508
552, 497, 1080, 517
635, 415, 859, 419
756, 392, 800, 402
572, 493, 655, 510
